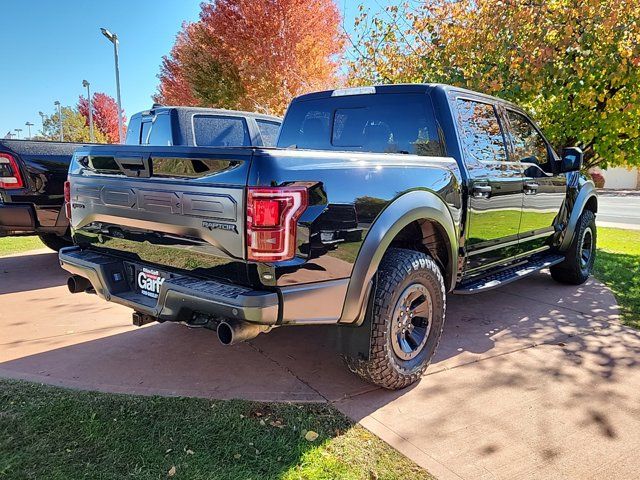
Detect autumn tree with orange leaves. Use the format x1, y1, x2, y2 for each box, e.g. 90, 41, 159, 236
349, 0, 640, 169
78, 93, 127, 144
156, 0, 344, 116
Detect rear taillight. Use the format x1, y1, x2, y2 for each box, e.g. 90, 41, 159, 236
0, 153, 24, 189
247, 186, 308, 262
64, 180, 71, 219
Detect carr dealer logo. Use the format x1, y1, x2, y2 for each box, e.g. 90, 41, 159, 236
138, 267, 165, 299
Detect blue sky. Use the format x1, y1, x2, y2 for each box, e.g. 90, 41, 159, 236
0, 0, 392, 138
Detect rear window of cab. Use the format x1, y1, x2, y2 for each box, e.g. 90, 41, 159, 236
277, 93, 444, 156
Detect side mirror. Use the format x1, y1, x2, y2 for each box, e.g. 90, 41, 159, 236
559, 147, 583, 173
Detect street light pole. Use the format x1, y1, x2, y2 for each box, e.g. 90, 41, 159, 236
101, 28, 124, 143
54, 101, 63, 141
14, 128, 22, 139
38, 111, 46, 135
82, 79, 95, 142
25, 122, 34, 139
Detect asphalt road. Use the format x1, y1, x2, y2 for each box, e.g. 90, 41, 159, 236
597, 194, 640, 228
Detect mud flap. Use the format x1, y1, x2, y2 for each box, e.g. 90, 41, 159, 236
336, 277, 376, 360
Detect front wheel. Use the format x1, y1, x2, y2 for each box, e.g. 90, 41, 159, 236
344, 248, 446, 390
551, 210, 596, 285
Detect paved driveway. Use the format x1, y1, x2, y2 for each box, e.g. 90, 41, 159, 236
1, 250, 639, 479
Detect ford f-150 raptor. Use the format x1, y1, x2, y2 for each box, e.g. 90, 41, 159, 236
59, 84, 597, 389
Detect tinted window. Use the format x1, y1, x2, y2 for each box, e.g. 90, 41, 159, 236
193, 115, 251, 147
256, 120, 281, 146
455, 99, 507, 163
277, 93, 444, 156
140, 121, 152, 145
147, 114, 173, 146
125, 115, 142, 145
506, 110, 549, 165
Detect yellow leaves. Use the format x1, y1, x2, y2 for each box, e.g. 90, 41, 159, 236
348, 0, 640, 169
304, 430, 319, 442
168, 465, 176, 477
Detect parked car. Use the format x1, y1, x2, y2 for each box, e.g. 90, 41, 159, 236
0, 139, 82, 250
59, 84, 597, 389
0, 108, 282, 250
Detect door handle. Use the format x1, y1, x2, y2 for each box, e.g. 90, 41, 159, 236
472, 184, 492, 198
524, 182, 539, 195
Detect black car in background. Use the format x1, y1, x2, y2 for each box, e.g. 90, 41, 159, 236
0, 107, 282, 250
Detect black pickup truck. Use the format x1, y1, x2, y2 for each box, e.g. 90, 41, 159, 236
0, 139, 80, 250
0, 108, 281, 250
60, 84, 597, 389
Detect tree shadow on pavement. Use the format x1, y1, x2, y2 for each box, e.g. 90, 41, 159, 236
1, 251, 639, 478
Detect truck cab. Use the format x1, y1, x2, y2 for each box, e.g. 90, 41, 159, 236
125, 106, 282, 147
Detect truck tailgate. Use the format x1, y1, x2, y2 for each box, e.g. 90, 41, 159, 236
68, 145, 254, 284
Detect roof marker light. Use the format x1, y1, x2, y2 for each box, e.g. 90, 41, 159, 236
331, 86, 376, 97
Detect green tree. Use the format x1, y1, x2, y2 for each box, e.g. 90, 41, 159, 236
41, 107, 107, 143
348, 0, 640, 169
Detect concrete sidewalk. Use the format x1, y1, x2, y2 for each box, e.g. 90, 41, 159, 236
1, 250, 639, 479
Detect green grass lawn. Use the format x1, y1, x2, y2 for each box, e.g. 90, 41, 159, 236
0, 380, 430, 480
0, 236, 45, 256
593, 227, 640, 329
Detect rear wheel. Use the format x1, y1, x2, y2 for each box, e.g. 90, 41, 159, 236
344, 248, 446, 390
551, 210, 596, 285
38, 233, 73, 252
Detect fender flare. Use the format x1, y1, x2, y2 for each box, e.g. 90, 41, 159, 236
339, 189, 458, 324
559, 181, 598, 251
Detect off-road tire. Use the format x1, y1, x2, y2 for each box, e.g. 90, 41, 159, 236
551, 210, 596, 285
38, 233, 73, 252
344, 248, 446, 390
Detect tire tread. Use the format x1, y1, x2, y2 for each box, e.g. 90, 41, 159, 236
344, 248, 446, 390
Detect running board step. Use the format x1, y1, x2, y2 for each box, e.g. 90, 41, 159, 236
454, 254, 565, 294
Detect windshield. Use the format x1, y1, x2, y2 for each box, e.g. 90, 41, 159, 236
277, 93, 444, 156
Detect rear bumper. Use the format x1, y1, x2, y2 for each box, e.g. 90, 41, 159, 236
58, 246, 279, 325
0, 203, 36, 233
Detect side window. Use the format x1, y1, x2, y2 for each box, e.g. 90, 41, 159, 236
125, 116, 142, 145
256, 120, 281, 147
455, 99, 507, 163
193, 115, 251, 147
147, 114, 173, 146
506, 110, 549, 165
140, 121, 152, 145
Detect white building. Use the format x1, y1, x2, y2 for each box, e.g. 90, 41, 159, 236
600, 166, 640, 190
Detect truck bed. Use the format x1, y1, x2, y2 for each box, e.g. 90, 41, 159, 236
68, 144, 256, 285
